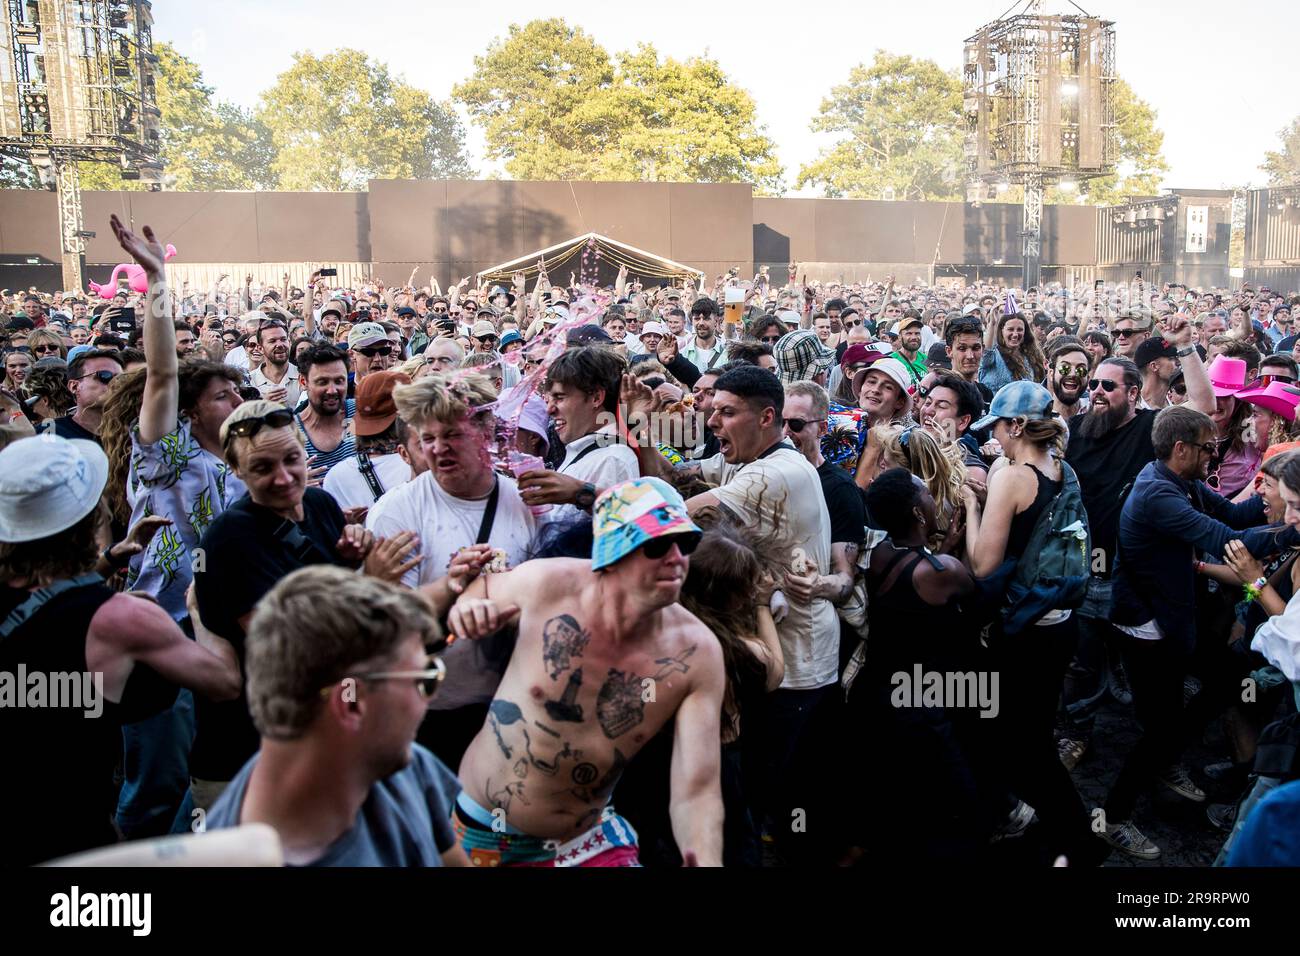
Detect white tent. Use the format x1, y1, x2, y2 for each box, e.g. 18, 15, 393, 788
476, 232, 703, 289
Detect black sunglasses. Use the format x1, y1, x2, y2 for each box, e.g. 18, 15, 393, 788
223, 408, 295, 445
1088, 378, 1123, 393
356, 343, 394, 358
1113, 328, 1144, 338
640, 533, 701, 560
783, 417, 810, 433
76, 369, 117, 384
761, 335, 781, 343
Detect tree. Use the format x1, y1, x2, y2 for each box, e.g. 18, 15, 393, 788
0, 154, 39, 189
1261, 116, 1300, 186
258, 50, 472, 190
454, 19, 783, 192
77, 42, 276, 191
796, 51, 965, 201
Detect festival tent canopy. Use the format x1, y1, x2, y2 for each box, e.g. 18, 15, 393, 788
476, 232, 704, 290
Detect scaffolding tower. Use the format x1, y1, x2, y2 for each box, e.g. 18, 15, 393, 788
1, 0, 162, 291
964, 0, 1117, 289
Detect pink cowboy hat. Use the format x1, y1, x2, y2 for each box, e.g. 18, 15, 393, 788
1206, 356, 1248, 398
1238, 381, 1300, 422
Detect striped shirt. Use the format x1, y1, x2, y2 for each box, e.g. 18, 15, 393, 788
295, 398, 356, 471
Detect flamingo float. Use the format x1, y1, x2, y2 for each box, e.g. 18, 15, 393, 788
88, 243, 178, 298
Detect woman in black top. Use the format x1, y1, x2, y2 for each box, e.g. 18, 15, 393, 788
0, 436, 241, 864
962, 383, 1106, 866
850, 468, 991, 862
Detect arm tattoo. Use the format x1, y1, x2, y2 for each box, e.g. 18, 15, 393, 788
542, 614, 590, 680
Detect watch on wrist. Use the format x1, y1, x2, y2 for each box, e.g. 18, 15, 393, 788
1176, 345, 1196, 358
574, 482, 597, 511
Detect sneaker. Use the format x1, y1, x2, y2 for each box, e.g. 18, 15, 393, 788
990, 799, 1036, 842
1206, 803, 1237, 832
1058, 736, 1088, 771
1109, 660, 1133, 705
1102, 820, 1161, 861
1159, 765, 1206, 803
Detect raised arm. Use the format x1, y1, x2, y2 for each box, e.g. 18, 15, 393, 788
112, 215, 177, 444
669, 629, 725, 867
1164, 312, 1214, 415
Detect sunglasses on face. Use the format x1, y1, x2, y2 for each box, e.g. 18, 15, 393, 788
783, 417, 811, 433
1171, 382, 1188, 396
356, 343, 393, 358
76, 369, 117, 384
475, 336, 498, 346
352, 654, 447, 699
640, 533, 701, 560
223, 408, 295, 445
1245, 374, 1296, 390
1055, 362, 1089, 379
32, 344, 61, 355
761, 335, 781, 343
1088, 378, 1123, 393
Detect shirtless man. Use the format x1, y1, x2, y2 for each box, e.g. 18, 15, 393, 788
447, 477, 725, 867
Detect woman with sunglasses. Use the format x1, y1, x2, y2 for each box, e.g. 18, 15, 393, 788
188, 400, 395, 809
1204, 356, 1257, 498
26, 328, 67, 362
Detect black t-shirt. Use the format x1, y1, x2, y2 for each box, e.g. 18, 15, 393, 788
1065, 408, 1158, 576
42, 414, 98, 444
190, 487, 347, 780
1278, 334, 1298, 353
817, 459, 867, 545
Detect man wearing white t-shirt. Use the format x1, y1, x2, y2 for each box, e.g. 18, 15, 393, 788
516, 347, 639, 524
323, 370, 417, 511
365, 371, 538, 766
683, 364, 837, 842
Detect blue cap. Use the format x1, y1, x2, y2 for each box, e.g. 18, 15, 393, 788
971, 380, 1056, 431
499, 329, 523, 349
65, 344, 94, 366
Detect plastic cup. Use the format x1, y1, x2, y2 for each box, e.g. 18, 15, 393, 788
508, 452, 551, 516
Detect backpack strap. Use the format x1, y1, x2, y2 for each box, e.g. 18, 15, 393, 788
0, 574, 105, 640
355, 449, 386, 502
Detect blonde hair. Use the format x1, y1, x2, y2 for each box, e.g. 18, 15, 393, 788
1019, 416, 1069, 458
26, 328, 66, 359
874, 424, 967, 546
246, 566, 439, 740
392, 370, 498, 430
219, 399, 302, 469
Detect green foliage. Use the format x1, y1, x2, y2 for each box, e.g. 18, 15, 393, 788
1261, 117, 1300, 186
258, 49, 472, 190
454, 20, 782, 192
796, 51, 965, 200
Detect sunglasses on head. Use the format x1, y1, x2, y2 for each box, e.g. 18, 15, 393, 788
76, 369, 117, 384
1088, 378, 1124, 393
640, 533, 701, 560
223, 407, 295, 445
356, 343, 393, 358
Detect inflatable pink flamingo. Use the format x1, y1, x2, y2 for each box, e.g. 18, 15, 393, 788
88, 243, 178, 298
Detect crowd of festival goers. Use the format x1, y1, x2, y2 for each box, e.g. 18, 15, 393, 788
5, 217, 1300, 867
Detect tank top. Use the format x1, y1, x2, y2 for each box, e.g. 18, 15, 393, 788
0, 579, 173, 864
295, 407, 356, 472
1006, 462, 1062, 559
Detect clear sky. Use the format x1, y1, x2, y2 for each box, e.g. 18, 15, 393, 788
155, 0, 1297, 193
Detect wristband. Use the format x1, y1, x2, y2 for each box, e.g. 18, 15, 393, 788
102, 545, 130, 570
1176, 346, 1196, 358
1243, 576, 1268, 603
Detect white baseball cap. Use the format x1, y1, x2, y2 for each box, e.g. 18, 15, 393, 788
0, 435, 109, 542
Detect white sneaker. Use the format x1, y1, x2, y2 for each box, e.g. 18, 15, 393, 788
1102, 821, 1161, 861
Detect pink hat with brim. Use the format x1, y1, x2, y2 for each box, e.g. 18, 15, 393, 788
1238, 381, 1300, 422
1207, 356, 1248, 398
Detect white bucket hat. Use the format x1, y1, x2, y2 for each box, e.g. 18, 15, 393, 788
0, 435, 109, 542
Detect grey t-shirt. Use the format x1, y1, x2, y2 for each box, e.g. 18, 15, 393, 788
207, 744, 462, 866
